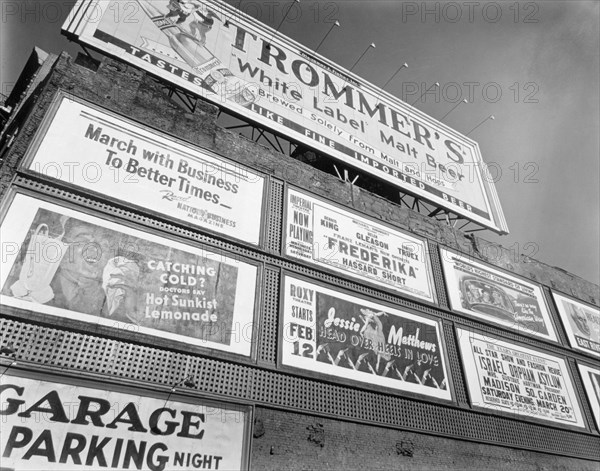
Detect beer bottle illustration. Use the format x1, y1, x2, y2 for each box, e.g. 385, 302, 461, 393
136, 0, 256, 106
10, 224, 68, 303
203, 68, 257, 105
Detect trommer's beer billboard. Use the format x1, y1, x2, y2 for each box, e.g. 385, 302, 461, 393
62, 0, 508, 233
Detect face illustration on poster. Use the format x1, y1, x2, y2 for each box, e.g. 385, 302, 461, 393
53, 218, 139, 320
7, 214, 143, 323
570, 305, 591, 337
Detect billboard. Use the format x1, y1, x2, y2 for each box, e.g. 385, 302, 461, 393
456, 328, 584, 428
578, 363, 600, 430
280, 275, 452, 401
62, 0, 508, 234
0, 192, 258, 357
440, 248, 557, 341
284, 188, 436, 303
23, 93, 265, 246
552, 292, 600, 358
0, 374, 250, 470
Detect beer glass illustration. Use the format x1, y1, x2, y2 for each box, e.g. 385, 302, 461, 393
10, 224, 68, 303
102, 256, 140, 321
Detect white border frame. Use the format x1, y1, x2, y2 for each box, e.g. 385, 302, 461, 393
440, 247, 558, 342
0, 190, 259, 357
282, 186, 437, 304
552, 291, 600, 358
456, 327, 585, 429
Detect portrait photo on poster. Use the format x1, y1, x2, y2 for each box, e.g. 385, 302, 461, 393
0, 191, 258, 357
552, 291, 600, 358
440, 247, 557, 342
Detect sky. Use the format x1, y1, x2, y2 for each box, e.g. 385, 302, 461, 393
2, 0, 599, 285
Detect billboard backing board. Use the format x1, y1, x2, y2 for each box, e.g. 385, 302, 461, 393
0, 192, 258, 357
440, 248, 558, 342
280, 274, 452, 402
456, 328, 585, 428
284, 188, 437, 303
0, 373, 250, 470
62, 0, 508, 233
24, 93, 265, 246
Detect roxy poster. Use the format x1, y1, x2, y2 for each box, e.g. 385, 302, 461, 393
0, 374, 249, 470
281, 275, 451, 401
0, 193, 258, 356
284, 188, 436, 303
457, 329, 584, 428
440, 248, 557, 341
553, 292, 600, 358
25, 95, 265, 245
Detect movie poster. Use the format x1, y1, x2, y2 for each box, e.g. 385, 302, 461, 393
553, 292, 600, 358
440, 248, 557, 341
284, 188, 436, 303
281, 275, 452, 401
25, 95, 265, 245
578, 363, 600, 430
457, 328, 584, 428
0, 374, 250, 470
0, 193, 258, 356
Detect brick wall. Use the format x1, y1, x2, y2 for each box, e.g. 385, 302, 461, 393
252, 407, 598, 471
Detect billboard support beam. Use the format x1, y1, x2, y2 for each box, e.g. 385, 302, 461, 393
129, 68, 498, 238
147, 76, 199, 115
333, 165, 359, 184
78, 44, 96, 60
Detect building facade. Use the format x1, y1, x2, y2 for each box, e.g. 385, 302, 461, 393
0, 44, 599, 470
